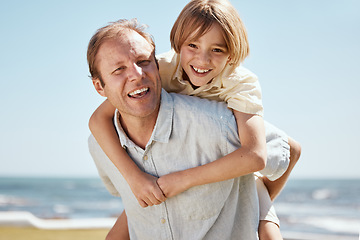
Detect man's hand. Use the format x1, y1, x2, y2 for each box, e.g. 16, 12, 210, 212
157, 171, 191, 198
128, 171, 166, 208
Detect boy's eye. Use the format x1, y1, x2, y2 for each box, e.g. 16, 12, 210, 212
188, 43, 197, 48
213, 48, 224, 53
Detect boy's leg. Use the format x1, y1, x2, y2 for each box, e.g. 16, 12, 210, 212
106, 210, 130, 240
256, 177, 283, 240
259, 220, 283, 240
262, 137, 301, 200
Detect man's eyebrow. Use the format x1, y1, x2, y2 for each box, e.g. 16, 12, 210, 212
137, 52, 152, 59
110, 61, 126, 74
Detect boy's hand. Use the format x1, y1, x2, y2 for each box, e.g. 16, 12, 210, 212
128, 171, 166, 208
157, 171, 191, 198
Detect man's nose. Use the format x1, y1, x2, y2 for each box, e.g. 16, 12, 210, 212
127, 63, 143, 81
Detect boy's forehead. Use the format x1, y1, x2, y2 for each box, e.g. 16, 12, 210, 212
185, 23, 213, 41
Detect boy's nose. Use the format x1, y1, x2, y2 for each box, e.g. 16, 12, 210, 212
197, 51, 211, 64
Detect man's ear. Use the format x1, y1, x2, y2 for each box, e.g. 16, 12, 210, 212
92, 78, 106, 97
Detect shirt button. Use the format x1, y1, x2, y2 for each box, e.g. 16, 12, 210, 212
161, 218, 166, 224
143, 155, 148, 161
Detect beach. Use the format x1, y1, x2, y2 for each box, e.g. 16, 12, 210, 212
0, 177, 359, 239
0, 228, 358, 240
0, 212, 357, 240
2, 223, 357, 240
0, 227, 357, 240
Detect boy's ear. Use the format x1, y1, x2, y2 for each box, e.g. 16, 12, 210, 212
92, 78, 106, 97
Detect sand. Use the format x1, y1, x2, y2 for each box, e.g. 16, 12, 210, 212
0, 227, 109, 240
1, 227, 358, 240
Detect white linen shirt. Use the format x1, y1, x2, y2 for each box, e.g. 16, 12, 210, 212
89, 90, 259, 240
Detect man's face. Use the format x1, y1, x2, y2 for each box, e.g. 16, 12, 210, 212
93, 30, 162, 120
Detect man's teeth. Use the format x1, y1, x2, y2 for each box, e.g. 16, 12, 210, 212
193, 66, 210, 73
129, 87, 148, 97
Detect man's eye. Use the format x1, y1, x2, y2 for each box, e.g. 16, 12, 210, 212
112, 67, 125, 74
138, 60, 150, 66
188, 43, 197, 48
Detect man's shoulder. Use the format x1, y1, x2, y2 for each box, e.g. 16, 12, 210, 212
167, 91, 234, 122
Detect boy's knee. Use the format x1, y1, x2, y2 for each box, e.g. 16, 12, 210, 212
288, 137, 301, 163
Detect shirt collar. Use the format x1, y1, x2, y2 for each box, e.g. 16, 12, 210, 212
152, 89, 173, 143
113, 89, 173, 148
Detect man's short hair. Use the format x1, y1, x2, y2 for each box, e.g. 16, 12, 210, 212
87, 18, 156, 85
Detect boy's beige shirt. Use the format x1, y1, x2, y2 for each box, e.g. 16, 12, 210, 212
157, 50, 264, 117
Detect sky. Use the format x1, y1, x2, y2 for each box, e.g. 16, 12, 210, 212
0, 0, 359, 179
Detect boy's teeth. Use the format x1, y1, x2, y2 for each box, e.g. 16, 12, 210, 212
129, 87, 148, 97
193, 66, 210, 73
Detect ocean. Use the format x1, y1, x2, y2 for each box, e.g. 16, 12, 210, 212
0, 177, 359, 238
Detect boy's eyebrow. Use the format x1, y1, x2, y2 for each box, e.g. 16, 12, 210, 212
214, 43, 227, 48
210, 42, 228, 49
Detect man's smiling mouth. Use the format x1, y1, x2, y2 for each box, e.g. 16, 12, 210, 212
128, 87, 149, 98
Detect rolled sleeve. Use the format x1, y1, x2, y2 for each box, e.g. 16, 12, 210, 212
260, 121, 290, 181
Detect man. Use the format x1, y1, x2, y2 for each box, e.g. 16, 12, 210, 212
88, 19, 261, 240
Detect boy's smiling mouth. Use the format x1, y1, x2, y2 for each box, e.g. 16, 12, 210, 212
192, 66, 211, 74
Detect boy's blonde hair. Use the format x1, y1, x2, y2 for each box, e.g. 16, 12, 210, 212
170, 0, 249, 68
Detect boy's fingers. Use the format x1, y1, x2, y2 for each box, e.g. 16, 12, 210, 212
152, 196, 162, 205
155, 180, 167, 201
155, 190, 167, 202
139, 199, 148, 208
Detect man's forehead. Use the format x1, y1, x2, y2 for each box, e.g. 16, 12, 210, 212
103, 31, 153, 57
118, 30, 152, 51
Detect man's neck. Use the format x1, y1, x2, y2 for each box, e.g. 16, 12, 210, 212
118, 113, 157, 150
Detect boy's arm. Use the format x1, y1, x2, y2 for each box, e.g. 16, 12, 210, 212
89, 100, 166, 207
157, 110, 267, 198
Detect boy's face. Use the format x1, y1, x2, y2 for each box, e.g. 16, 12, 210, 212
179, 23, 231, 87
93, 29, 161, 120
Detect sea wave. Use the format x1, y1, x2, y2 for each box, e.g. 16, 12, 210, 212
0, 211, 116, 229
